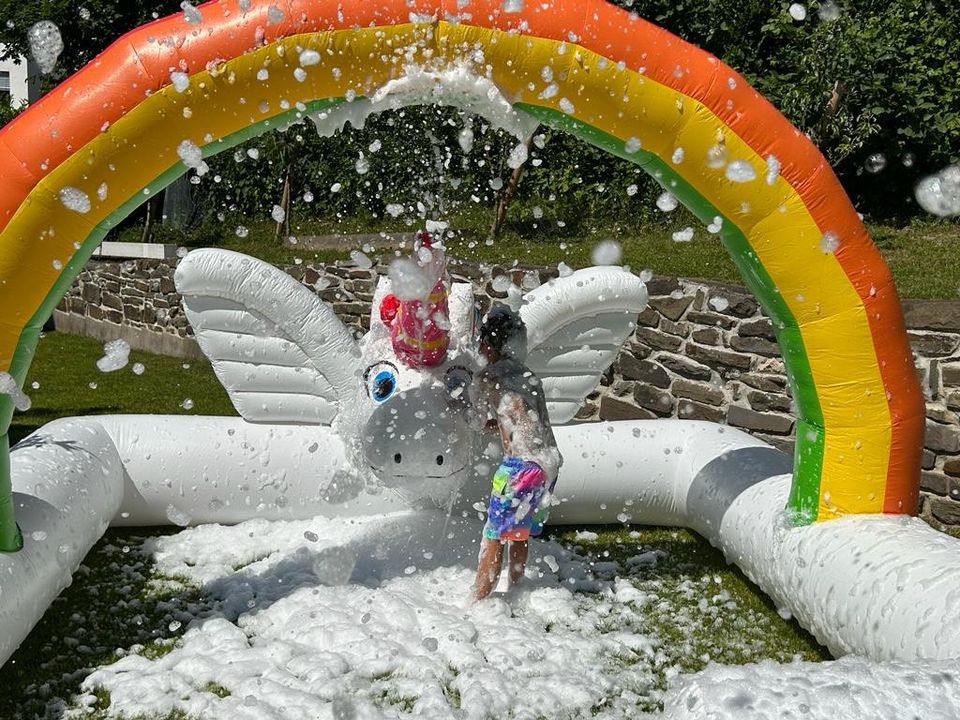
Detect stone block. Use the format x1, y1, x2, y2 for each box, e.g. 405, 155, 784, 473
617, 356, 671, 388
67, 297, 85, 314
926, 405, 958, 424
922, 449, 936, 471
715, 291, 758, 318
692, 328, 720, 345
104, 309, 123, 325
944, 458, 960, 478
902, 300, 960, 332
686, 344, 753, 372
739, 373, 788, 393
142, 305, 157, 324
921, 472, 953, 496
925, 421, 960, 454
748, 390, 792, 413
677, 399, 725, 423
81, 284, 101, 304
649, 295, 693, 321
627, 341, 652, 359
728, 405, 793, 434
88, 305, 103, 321
645, 277, 681, 296
908, 332, 960, 358
942, 363, 960, 388
103, 280, 120, 294
599, 396, 656, 421
929, 497, 960, 525
657, 354, 712, 381
159, 277, 176, 294
634, 383, 675, 416
947, 392, 960, 411
739, 318, 777, 341
636, 307, 660, 328
635, 327, 683, 352
123, 305, 143, 323
729, 335, 781, 357
660, 318, 691, 338
575, 401, 599, 421
687, 311, 737, 330
673, 378, 724, 406
102, 292, 123, 311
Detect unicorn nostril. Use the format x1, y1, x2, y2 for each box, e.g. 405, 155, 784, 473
393, 453, 402, 464
436, 455, 444, 466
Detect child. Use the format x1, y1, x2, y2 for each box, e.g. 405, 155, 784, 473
470, 305, 562, 601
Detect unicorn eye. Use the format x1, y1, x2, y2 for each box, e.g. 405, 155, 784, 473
365, 362, 398, 403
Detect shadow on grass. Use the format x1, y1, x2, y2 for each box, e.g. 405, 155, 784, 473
0, 528, 210, 720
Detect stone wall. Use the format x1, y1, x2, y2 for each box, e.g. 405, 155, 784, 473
54, 257, 960, 530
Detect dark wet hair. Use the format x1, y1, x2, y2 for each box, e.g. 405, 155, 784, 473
479, 304, 527, 357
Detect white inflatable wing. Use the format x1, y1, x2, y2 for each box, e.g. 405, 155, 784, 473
175, 249, 361, 425
520, 267, 648, 424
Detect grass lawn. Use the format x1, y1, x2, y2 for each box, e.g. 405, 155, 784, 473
0, 332, 829, 719
10, 332, 234, 446
129, 210, 960, 300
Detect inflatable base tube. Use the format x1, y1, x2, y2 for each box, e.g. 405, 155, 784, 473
0, 421, 125, 665
2, 416, 959, 670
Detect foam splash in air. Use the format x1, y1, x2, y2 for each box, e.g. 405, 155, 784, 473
0, 372, 31, 411
28, 21, 63, 75
308, 62, 540, 144
915, 164, 960, 217
97, 339, 131, 373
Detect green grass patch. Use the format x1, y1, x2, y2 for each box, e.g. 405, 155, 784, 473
544, 525, 830, 677
11, 332, 234, 446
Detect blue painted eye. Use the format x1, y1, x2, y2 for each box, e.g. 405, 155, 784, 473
365, 363, 398, 403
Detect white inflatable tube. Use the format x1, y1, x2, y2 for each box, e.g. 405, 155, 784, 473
0, 420, 125, 664
3, 415, 960, 670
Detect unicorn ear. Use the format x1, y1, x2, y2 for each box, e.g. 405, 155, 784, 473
175, 249, 361, 425
520, 267, 649, 424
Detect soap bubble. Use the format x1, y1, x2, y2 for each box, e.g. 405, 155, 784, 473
180, 398, 194, 410
788, 3, 807, 20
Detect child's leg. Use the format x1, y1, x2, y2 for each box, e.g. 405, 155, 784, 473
474, 538, 504, 600
508, 540, 528, 585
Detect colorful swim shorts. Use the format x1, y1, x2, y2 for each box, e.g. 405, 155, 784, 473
483, 457, 554, 541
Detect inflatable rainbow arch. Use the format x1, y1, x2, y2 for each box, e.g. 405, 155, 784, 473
0, 0, 924, 551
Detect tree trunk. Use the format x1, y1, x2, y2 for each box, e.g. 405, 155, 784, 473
817, 80, 847, 142
140, 192, 164, 243
275, 153, 294, 241
489, 127, 542, 241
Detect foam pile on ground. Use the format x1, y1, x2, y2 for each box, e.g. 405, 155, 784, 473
665, 655, 960, 720
61, 512, 959, 719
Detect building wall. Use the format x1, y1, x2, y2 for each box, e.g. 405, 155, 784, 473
54, 255, 960, 531
0, 46, 41, 107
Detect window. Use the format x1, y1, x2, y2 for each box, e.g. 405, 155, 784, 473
0, 70, 10, 92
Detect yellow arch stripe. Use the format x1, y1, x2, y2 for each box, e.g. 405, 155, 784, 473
0, 22, 890, 515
